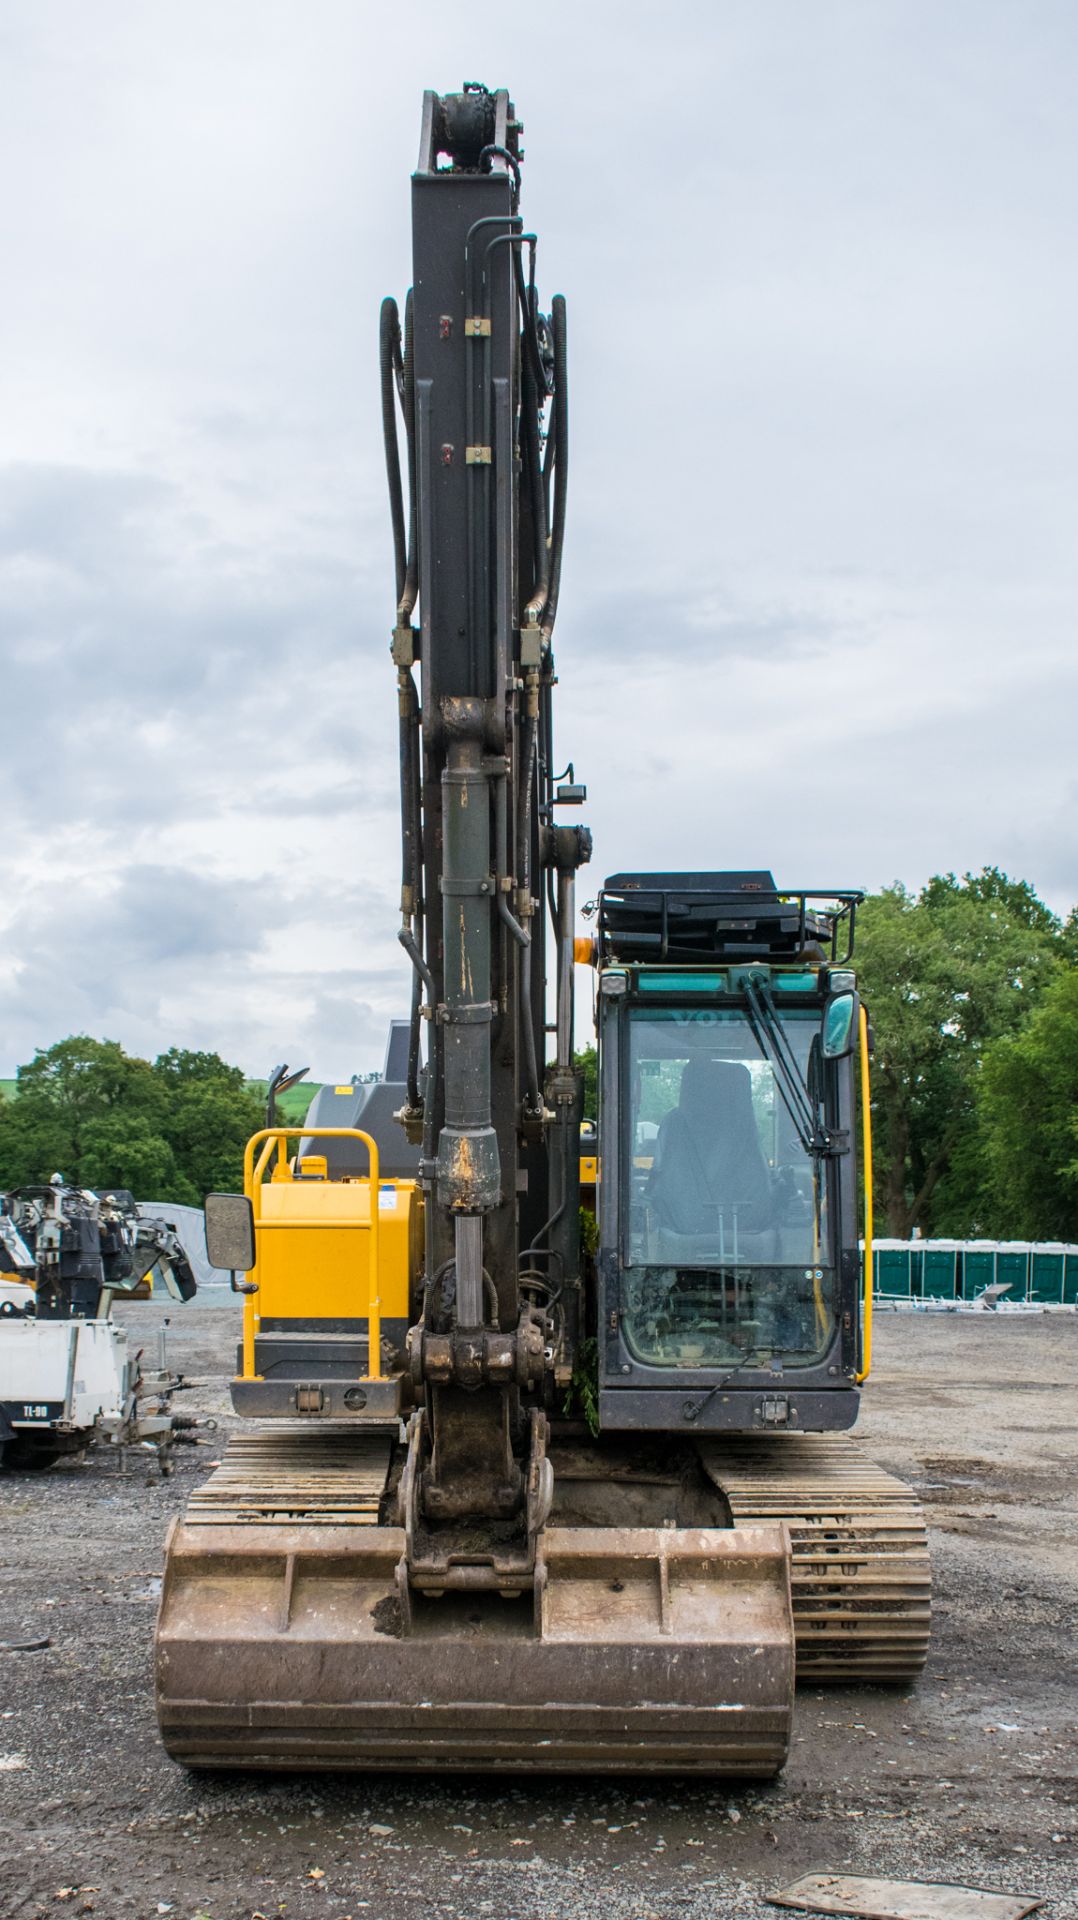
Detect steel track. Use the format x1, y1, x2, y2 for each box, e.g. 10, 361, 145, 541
701, 1433, 931, 1683
182, 1426, 393, 1527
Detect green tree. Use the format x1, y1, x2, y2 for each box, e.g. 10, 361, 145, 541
857, 869, 1066, 1236
0, 1036, 264, 1203
574, 1046, 598, 1122
152, 1050, 264, 1198
78, 1112, 182, 1199
976, 966, 1078, 1239
0, 1036, 165, 1189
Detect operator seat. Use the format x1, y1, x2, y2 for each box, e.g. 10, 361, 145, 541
650, 1056, 774, 1242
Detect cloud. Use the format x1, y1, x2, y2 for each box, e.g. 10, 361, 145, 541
1, 3, 1076, 1076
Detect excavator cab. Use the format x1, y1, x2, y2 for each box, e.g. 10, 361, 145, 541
594, 873, 866, 1433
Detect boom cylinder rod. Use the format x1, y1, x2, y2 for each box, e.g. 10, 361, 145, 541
434, 702, 501, 1218
556, 867, 575, 1068
454, 1214, 484, 1328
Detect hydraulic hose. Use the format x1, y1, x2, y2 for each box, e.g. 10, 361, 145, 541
516, 678, 543, 1117
379, 298, 407, 608
514, 244, 548, 402
520, 332, 549, 631
494, 762, 539, 1115
542, 403, 557, 532
397, 666, 426, 1110
400, 289, 419, 624
493, 769, 529, 950
387, 288, 423, 1109
542, 294, 569, 643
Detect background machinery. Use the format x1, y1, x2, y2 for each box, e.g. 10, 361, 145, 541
0, 1177, 202, 1471
155, 83, 930, 1773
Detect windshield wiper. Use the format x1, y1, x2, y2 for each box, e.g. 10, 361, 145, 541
682, 1349, 784, 1425
743, 975, 834, 1156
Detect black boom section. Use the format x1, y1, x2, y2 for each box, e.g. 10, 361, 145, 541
379, 85, 589, 1544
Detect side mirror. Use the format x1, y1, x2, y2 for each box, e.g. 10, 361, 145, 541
204, 1193, 256, 1273
822, 990, 857, 1060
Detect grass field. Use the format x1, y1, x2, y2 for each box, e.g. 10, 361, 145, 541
244, 1079, 323, 1121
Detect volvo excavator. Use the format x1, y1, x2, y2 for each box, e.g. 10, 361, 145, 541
155, 83, 931, 1774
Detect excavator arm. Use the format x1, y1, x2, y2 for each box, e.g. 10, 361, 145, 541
384, 81, 588, 1593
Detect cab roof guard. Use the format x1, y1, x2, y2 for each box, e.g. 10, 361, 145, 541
597, 872, 863, 967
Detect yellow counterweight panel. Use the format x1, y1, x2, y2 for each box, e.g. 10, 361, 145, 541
253, 1176, 419, 1328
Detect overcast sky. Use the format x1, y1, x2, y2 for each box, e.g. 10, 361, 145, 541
2, 2, 1076, 1079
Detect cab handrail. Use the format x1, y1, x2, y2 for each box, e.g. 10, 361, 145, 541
856, 1005, 873, 1383
240, 1127, 383, 1382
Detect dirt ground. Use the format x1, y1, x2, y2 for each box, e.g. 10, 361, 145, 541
0, 1304, 1075, 1920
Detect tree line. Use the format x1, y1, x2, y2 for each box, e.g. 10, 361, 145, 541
1, 868, 1076, 1237
0, 1040, 264, 1206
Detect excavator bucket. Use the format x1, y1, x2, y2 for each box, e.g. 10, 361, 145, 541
156, 1514, 795, 1774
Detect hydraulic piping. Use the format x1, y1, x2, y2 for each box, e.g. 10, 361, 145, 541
542, 295, 569, 643
380, 298, 407, 612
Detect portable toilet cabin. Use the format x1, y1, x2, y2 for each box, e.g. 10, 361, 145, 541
921, 1239, 961, 1301
961, 1240, 998, 1301
1029, 1243, 1067, 1304
873, 1239, 914, 1299
995, 1242, 1031, 1304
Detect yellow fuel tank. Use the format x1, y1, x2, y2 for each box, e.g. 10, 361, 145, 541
254, 1164, 420, 1331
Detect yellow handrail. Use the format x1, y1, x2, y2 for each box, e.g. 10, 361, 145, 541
239, 1127, 383, 1383
856, 1003, 873, 1383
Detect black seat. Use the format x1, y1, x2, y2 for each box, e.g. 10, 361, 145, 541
649, 1057, 774, 1237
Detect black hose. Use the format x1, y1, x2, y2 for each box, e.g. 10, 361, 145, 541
397, 667, 425, 1111
501, 759, 540, 1113
493, 771, 529, 950
379, 298, 407, 608
478, 142, 521, 207
542, 403, 557, 533
516, 707, 542, 1116
399, 922, 434, 1001
514, 245, 547, 400
542, 294, 569, 642
400, 289, 419, 623
520, 330, 549, 625
398, 672, 419, 902
516, 711, 538, 901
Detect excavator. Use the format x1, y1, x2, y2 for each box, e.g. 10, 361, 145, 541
155, 83, 930, 1774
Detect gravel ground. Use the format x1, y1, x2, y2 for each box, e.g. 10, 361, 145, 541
0, 1304, 1075, 1920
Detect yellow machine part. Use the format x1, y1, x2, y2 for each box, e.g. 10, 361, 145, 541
252, 1170, 420, 1327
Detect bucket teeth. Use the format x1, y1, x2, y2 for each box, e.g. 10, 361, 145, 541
156, 1430, 795, 1775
